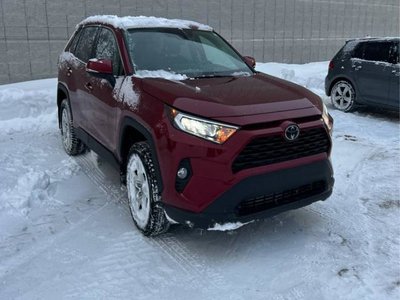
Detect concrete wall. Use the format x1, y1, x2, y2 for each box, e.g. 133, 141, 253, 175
0, 0, 399, 84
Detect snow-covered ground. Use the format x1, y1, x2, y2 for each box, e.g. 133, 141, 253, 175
0, 62, 399, 299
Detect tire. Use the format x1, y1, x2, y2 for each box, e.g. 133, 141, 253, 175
330, 80, 356, 112
126, 142, 169, 236
60, 99, 86, 156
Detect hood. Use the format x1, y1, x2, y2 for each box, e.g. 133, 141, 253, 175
139, 73, 323, 121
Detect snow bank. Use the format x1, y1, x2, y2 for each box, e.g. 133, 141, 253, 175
0, 78, 57, 134
256, 61, 329, 95
79, 15, 213, 31
134, 69, 188, 81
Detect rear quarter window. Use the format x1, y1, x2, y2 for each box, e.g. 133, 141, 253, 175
68, 29, 82, 54
334, 41, 359, 60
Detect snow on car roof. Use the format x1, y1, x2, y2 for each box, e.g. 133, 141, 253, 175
78, 15, 213, 31
346, 36, 399, 43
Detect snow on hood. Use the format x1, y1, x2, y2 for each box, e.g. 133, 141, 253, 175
78, 15, 213, 31
134, 70, 188, 81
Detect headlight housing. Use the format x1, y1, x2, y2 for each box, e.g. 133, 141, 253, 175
169, 108, 238, 144
322, 102, 333, 134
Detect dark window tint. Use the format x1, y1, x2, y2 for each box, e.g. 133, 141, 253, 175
69, 29, 81, 54
389, 41, 399, 64
363, 42, 391, 63
352, 42, 365, 59
94, 28, 123, 75
75, 26, 98, 63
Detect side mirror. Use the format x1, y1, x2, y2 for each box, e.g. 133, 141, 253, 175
243, 56, 256, 68
86, 58, 115, 87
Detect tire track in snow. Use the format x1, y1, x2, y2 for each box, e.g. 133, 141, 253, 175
74, 152, 231, 293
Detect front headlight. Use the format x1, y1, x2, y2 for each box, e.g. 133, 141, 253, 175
322, 102, 333, 134
169, 108, 238, 144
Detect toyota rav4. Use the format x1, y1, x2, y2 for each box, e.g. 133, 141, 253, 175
58, 16, 334, 236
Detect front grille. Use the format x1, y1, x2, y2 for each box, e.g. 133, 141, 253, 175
236, 180, 326, 216
232, 127, 330, 173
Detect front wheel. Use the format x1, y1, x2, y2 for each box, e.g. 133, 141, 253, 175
126, 142, 169, 236
330, 80, 356, 112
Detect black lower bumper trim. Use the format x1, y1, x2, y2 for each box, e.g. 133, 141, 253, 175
164, 159, 334, 229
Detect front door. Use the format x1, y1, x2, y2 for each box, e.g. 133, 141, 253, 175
353, 41, 392, 106
85, 27, 125, 152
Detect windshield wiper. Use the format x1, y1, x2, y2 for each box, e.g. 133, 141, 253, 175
192, 74, 235, 79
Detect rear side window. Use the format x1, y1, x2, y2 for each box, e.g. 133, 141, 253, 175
338, 40, 359, 59
363, 42, 391, 63
352, 42, 365, 59
94, 28, 123, 76
75, 26, 98, 63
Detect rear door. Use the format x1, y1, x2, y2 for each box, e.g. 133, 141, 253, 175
388, 41, 400, 108
352, 41, 392, 106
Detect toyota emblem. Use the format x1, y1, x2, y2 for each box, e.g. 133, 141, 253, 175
285, 124, 300, 141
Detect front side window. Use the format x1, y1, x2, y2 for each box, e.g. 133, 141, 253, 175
94, 28, 123, 76
126, 28, 253, 78
74, 26, 98, 63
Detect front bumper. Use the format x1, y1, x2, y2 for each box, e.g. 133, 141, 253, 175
164, 158, 334, 229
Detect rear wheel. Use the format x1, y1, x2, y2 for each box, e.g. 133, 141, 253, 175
126, 142, 169, 236
330, 80, 356, 112
60, 100, 86, 155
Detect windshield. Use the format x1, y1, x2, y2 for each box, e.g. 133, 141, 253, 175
126, 28, 254, 78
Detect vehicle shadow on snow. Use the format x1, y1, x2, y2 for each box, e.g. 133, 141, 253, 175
325, 101, 399, 122
163, 206, 327, 256
353, 106, 399, 122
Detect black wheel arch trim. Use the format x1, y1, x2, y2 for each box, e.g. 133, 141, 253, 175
57, 82, 73, 127
119, 116, 164, 192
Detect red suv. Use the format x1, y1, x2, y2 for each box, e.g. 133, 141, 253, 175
58, 16, 334, 236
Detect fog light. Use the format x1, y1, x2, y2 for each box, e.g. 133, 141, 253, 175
177, 167, 188, 179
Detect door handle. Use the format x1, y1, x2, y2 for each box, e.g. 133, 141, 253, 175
392, 70, 400, 76
85, 82, 93, 92
353, 65, 362, 71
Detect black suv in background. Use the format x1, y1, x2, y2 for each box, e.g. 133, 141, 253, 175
325, 37, 399, 112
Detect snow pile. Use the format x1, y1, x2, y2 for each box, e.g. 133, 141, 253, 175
58, 52, 81, 69
208, 221, 253, 231
79, 15, 213, 31
232, 71, 252, 77
113, 77, 140, 109
134, 69, 188, 81
0, 170, 51, 215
